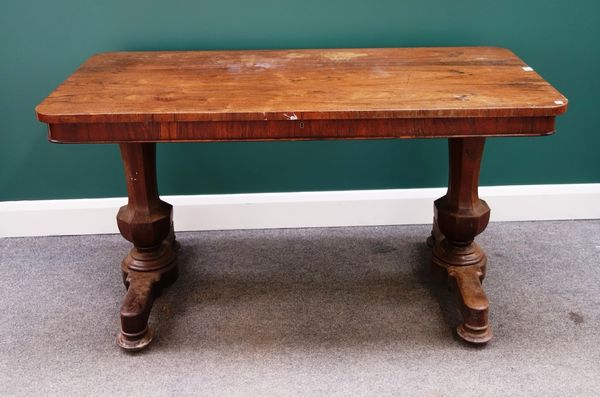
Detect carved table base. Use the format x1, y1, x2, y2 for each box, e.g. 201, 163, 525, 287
117, 233, 178, 351
115, 143, 179, 351
428, 137, 493, 344
112, 138, 494, 350
430, 236, 492, 344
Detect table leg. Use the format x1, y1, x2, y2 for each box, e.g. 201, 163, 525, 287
115, 143, 178, 351
430, 137, 492, 344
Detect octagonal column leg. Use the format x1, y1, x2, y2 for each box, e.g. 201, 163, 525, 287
431, 137, 492, 344
115, 143, 178, 351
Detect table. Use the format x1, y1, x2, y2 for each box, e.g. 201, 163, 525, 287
36, 47, 567, 350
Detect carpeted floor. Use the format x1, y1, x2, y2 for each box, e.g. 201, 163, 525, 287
1, 220, 599, 396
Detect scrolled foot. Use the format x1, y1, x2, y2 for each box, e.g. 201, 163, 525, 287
432, 239, 492, 345
450, 265, 492, 344
117, 270, 159, 351
117, 241, 178, 352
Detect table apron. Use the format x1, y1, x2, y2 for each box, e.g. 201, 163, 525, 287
47, 116, 555, 143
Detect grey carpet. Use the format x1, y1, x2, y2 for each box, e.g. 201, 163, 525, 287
1, 220, 599, 396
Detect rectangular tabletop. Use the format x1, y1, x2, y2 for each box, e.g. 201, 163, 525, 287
36, 47, 567, 143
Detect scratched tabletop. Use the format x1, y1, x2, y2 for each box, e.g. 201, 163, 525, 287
36, 47, 567, 124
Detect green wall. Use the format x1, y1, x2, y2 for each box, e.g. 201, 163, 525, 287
1, 0, 598, 201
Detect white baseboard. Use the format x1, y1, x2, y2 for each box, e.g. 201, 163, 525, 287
1, 184, 599, 238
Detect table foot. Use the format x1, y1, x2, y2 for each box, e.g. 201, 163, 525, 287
117, 326, 154, 351
431, 239, 492, 344
117, 238, 178, 351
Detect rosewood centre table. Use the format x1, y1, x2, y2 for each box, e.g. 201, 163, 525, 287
36, 47, 567, 350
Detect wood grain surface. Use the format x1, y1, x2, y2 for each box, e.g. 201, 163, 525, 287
36, 47, 567, 124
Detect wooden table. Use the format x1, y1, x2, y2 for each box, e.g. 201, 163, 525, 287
36, 47, 567, 350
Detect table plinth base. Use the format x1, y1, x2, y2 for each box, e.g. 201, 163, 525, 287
117, 237, 178, 352
429, 235, 492, 345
